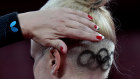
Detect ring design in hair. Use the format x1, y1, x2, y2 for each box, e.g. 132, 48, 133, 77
77, 48, 113, 71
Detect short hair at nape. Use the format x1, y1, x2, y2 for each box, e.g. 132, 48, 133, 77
64, 39, 115, 73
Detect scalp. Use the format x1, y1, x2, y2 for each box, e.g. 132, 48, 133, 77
65, 39, 115, 72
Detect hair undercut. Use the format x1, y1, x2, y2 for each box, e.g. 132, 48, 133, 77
31, 0, 116, 76
62, 39, 115, 73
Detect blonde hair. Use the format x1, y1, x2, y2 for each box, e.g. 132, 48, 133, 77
90, 7, 116, 43
41, 0, 116, 43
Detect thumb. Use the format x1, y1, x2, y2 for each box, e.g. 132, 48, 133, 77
43, 39, 67, 54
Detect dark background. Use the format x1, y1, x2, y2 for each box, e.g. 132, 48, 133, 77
0, 0, 140, 79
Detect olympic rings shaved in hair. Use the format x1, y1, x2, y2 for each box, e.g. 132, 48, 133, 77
77, 48, 114, 71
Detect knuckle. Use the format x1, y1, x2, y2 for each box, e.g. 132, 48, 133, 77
44, 42, 50, 47
73, 15, 80, 21
73, 10, 79, 15
55, 42, 60, 48
88, 20, 95, 25
80, 31, 90, 37
43, 40, 50, 46
59, 19, 66, 23
80, 18, 86, 23
72, 14, 78, 18
76, 30, 84, 36
81, 19, 94, 27
56, 26, 66, 32
76, 22, 82, 27
81, 24, 88, 30
51, 41, 59, 48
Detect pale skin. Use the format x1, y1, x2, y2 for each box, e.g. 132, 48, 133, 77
18, 8, 104, 54
32, 46, 112, 79
33, 48, 101, 79
30, 0, 114, 79
31, 39, 115, 79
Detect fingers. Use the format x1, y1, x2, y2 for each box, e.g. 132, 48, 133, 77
62, 8, 90, 20
64, 20, 93, 32
30, 8, 104, 55
66, 14, 100, 31
61, 27, 104, 41
62, 8, 100, 31
42, 39, 67, 54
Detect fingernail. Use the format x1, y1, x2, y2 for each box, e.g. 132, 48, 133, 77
60, 46, 63, 52
88, 15, 93, 20
94, 25, 100, 31
96, 34, 105, 40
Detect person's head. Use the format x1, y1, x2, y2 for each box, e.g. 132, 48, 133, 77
31, 7, 116, 79
31, 0, 116, 79
31, 38, 115, 79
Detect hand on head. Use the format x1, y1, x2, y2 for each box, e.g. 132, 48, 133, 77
18, 8, 104, 54
30, 0, 116, 79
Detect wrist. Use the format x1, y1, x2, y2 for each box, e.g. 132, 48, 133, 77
18, 12, 33, 39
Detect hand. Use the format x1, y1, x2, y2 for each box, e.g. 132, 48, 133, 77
18, 8, 104, 54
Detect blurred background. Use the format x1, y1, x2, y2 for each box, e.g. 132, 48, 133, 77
0, 0, 140, 79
